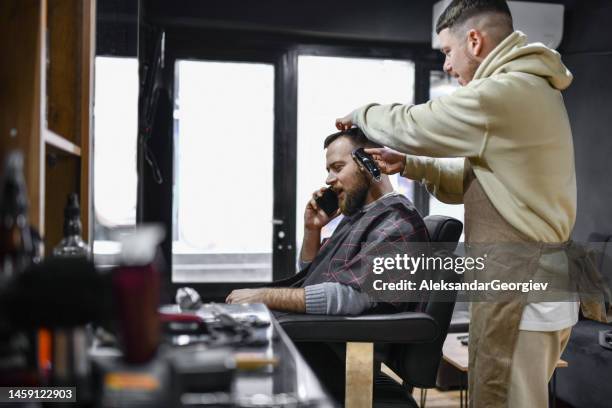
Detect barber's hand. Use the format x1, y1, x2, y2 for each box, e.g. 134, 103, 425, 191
364, 147, 406, 175
226, 288, 266, 304
335, 112, 354, 131
304, 188, 339, 231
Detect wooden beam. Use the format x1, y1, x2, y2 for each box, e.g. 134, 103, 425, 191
345, 342, 374, 408
79, 0, 95, 243
47, 0, 79, 143
45, 0, 94, 244
0, 0, 46, 232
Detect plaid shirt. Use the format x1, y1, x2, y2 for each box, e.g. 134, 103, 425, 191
300, 193, 429, 290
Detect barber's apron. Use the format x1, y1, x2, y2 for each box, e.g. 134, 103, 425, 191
464, 166, 531, 408
463, 165, 609, 408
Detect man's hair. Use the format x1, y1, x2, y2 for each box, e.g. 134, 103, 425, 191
436, 0, 513, 36
323, 128, 382, 150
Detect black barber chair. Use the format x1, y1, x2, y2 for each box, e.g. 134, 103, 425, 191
277, 215, 463, 408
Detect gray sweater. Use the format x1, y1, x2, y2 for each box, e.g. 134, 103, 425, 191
300, 193, 402, 315
304, 281, 373, 315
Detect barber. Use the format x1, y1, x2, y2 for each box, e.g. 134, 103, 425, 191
334, 1, 606, 406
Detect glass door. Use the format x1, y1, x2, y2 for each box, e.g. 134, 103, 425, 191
172, 60, 275, 283
296, 55, 416, 248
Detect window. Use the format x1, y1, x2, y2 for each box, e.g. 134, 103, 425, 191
93, 53, 428, 280
93, 57, 138, 263
296, 55, 415, 248
172, 60, 275, 282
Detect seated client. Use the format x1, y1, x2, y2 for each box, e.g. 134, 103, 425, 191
226, 127, 429, 315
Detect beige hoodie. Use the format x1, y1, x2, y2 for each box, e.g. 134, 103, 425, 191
353, 31, 575, 242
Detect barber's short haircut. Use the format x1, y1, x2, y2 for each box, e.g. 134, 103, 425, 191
436, 0, 513, 41
323, 127, 382, 150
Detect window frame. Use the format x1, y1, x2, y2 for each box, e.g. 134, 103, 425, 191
137, 26, 443, 301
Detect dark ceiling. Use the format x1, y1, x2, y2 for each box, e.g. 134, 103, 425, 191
97, 0, 612, 56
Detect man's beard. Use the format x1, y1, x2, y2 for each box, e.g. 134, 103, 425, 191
340, 171, 370, 216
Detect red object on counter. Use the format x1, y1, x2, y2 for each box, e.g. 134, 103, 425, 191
112, 262, 161, 364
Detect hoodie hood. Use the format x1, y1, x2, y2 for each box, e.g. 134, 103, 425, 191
473, 31, 573, 90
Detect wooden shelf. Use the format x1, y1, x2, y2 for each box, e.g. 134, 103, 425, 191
1, 0, 95, 374
45, 129, 81, 156
1, 0, 93, 239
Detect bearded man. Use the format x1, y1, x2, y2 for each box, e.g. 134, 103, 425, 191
226, 127, 428, 316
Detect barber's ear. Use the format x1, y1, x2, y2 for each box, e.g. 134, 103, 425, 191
467, 29, 484, 57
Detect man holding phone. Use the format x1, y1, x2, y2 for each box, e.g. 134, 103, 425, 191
226, 127, 428, 315
226, 127, 429, 401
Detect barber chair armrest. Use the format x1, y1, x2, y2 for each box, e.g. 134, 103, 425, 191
276, 312, 439, 343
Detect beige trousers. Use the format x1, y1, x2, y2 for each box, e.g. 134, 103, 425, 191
507, 327, 572, 408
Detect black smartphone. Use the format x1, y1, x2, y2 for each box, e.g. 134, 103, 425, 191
351, 147, 382, 182
315, 188, 339, 217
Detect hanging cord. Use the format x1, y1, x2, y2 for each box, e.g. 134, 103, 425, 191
139, 30, 166, 184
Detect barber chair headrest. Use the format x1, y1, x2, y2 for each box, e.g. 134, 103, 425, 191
423, 215, 463, 244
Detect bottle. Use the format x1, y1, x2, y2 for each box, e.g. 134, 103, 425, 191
0, 151, 39, 385
53, 193, 90, 258
0, 151, 36, 280
51, 193, 91, 387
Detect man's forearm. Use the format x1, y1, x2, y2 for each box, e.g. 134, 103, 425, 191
299, 228, 321, 263
403, 155, 465, 204
262, 288, 306, 313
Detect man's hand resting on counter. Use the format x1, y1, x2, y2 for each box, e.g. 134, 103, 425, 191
226, 288, 306, 313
